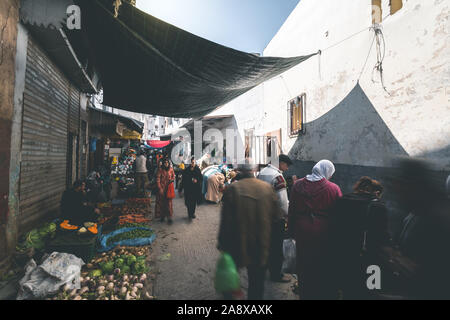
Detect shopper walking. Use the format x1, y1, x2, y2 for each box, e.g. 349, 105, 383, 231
156, 159, 176, 224
218, 164, 281, 300
288, 160, 342, 300
181, 157, 203, 219
135, 151, 148, 197
258, 154, 292, 283
153, 159, 163, 219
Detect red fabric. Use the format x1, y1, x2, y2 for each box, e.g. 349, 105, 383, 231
156, 167, 175, 218
166, 182, 175, 199
288, 178, 342, 299
147, 140, 171, 148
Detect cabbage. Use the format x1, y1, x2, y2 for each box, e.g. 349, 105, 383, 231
126, 255, 137, 266
101, 261, 115, 274
121, 265, 131, 275
115, 258, 125, 269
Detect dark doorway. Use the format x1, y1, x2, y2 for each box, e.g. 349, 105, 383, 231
67, 133, 79, 187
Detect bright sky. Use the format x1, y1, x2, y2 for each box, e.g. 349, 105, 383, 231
136, 0, 300, 54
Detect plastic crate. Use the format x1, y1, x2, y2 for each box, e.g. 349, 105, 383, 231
46, 232, 97, 263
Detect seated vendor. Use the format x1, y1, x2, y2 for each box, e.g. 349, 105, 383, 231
60, 180, 100, 226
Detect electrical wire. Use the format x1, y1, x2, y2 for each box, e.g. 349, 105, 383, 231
357, 33, 377, 83
371, 25, 390, 95
318, 50, 322, 81
321, 26, 371, 53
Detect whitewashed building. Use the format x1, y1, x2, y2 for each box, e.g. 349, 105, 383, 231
206, 0, 449, 230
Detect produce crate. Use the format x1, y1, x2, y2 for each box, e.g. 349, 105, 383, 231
46, 232, 97, 263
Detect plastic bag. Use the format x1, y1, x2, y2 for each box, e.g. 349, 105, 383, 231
98, 227, 156, 252
17, 252, 85, 300
214, 253, 240, 293
281, 239, 296, 274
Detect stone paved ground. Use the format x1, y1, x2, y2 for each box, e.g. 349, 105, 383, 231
149, 194, 298, 300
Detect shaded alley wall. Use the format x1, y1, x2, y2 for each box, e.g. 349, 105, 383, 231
263, 0, 449, 171
264, 0, 449, 233
210, 0, 449, 234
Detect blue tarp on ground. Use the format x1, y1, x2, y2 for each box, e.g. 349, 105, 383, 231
97, 227, 156, 252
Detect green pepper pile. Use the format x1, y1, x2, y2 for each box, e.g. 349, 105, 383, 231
106, 229, 153, 246
114, 222, 148, 231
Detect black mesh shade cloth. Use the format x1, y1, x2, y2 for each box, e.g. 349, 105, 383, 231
76, 0, 318, 118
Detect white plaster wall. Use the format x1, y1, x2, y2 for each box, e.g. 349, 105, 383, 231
211, 0, 450, 170
209, 84, 264, 139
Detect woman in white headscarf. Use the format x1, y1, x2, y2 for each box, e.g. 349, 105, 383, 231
288, 160, 342, 300
306, 160, 336, 182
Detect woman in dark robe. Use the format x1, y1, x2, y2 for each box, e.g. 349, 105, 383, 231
181, 157, 203, 219
288, 160, 342, 300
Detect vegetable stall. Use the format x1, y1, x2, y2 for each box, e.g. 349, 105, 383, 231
13, 197, 156, 300
51, 197, 156, 300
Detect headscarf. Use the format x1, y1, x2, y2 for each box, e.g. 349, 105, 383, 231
163, 159, 170, 171
306, 160, 336, 182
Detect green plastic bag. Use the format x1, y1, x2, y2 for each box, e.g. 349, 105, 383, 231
214, 253, 240, 293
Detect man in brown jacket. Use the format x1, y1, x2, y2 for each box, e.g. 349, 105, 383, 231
218, 164, 282, 300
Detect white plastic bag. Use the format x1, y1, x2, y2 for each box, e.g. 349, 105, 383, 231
281, 239, 296, 274
17, 252, 85, 300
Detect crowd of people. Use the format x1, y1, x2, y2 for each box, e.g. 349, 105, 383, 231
218, 156, 450, 300
60, 147, 450, 300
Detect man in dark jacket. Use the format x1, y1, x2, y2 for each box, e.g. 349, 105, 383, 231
180, 157, 203, 219
330, 176, 390, 299
61, 180, 100, 226
393, 159, 450, 299
218, 164, 281, 300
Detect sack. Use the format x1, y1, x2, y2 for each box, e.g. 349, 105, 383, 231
166, 182, 175, 199
282, 239, 296, 274
214, 253, 240, 293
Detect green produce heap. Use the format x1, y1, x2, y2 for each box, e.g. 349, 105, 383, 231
91, 254, 150, 276
114, 223, 148, 231
106, 229, 153, 246
16, 222, 57, 252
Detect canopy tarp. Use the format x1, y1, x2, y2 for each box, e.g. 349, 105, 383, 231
109, 129, 142, 141
75, 0, 318, 118
88, 107, 144, 136
145, 140, 172, 149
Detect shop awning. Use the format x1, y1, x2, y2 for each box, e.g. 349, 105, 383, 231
109, 129, 142, 141
182, 115, 235, 132
88, 107, 144, 138
145, 140, 172, 149
75, 0, 318, 118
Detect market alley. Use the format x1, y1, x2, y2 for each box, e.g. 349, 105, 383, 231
149, 196, 297, 300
